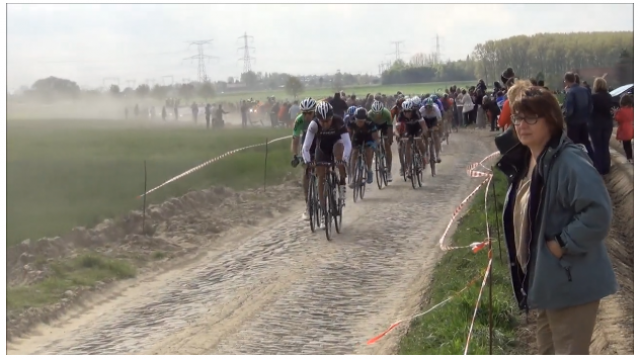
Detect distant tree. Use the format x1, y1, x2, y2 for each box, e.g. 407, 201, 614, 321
109, 84, 120, 96
151, 84, 168, 100
284, 76, 304, 98
227, 76, 235, 84
241, 71, 259, 87
615, 49, 633, 86
332, 70, 343, 92
135, 84, 150, 98
319, 77, 324, 87
31, 76, 81, 100
178, 83, 195, 100
199, 78, 216, 100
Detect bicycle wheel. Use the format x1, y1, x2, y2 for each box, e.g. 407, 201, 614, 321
333, 171, 343, 233
324, 175, 334, 241
379, 142, 389, 187
308, 173, 317, 233
429, 137, 437, 177
413, 142, 423, 188
399, 141, 408, 182
408, 141, 418, 189
353, 155, 363, 203
375, 149, 383, 190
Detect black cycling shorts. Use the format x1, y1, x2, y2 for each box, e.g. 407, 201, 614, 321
352, 134, 375, 147
315, 146, 335, 164
424, 117, 438, 129
403, 122, 422, 137
377, 122, 391, 136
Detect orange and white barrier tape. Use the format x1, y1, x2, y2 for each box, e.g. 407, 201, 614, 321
438, 151, 500, 252
366, 272, 485, 345
137, 135, 290, 198
463, 251, 493, 355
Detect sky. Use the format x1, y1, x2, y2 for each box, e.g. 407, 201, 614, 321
7, 3, 634, 90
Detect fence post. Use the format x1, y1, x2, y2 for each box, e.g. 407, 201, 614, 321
142, 160, 147, 235
490, 173, 504, 263
263, 137, 269, 192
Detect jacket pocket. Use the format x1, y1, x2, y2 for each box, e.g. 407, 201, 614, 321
558, 257, 573, 282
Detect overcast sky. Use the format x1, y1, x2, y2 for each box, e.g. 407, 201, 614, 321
7, 3, 634, 90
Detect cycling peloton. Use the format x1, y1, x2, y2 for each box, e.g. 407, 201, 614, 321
302, 101, 351, 209
347, 107, 379, 188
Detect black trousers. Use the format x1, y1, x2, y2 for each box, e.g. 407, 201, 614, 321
588, 123, 613, 174
566, 123, 595, 163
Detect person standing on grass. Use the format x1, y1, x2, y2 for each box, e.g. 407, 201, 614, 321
240, 100, 249, 128
614, 94, 634, 164
495, 81, 617, 355
563, 72, 595, 161
205, 103, 212, 129
173, 104, 179, 121
589, 77, 614, 174
214, 104, 228, 128
161, 106, 167, 121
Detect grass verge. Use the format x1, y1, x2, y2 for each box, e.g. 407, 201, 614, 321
7, 120, 294, 247
397, 172, 520, 355
7, 252, 136, 311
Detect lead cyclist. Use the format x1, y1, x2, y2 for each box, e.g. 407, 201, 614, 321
368, 100, 394, 182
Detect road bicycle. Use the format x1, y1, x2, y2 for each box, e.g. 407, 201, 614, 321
352, 142, 367, 203
402, 135, 424, 189
425, 128, 437, 177
306, 164, 323, 233
375, 133, 389, 190
315, 159, 344, 241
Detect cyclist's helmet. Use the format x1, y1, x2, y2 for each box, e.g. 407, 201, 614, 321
425, 98, 434, 107
411, 96, 422, 109
401, 100, 413, 112
347, 105, 358, 117
300, 97, 317, 112
430, 94, 439, 100
371, 100, 385, 113
355, 107, 368, 120
315, 101, 333, 121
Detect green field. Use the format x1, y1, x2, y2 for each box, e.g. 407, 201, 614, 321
7, 120, 293, 248
216, 81, 477, 102
397, 172, 520, 355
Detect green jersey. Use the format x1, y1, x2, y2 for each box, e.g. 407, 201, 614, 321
368, 108, 392, 126
292, 113, 311, 138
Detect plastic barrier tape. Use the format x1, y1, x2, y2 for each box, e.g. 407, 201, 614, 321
137, 135, 290, 198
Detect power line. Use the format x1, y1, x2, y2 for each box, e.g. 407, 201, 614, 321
237, 31, 256, 75
184, 39, 219, 82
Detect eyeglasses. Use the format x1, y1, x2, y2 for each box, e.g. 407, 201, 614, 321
511, 114, 540, 125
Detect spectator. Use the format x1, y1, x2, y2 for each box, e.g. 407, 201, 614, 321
614, 94, 634, 163
483, 94, 501, 132
563, 72, 595, 160
240, 100, 249, 128
205, 103, 212, 129
495, 81, 617, 355
589, 77, 614, 174
161, 106, 167, 121
330, 92, 348, 117
214, 104, 228, 128
498, 74, 518, 130
461, 89, 474, 127
288, 100, 300, 125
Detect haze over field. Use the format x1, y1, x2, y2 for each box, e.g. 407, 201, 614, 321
7, 3, 634, 90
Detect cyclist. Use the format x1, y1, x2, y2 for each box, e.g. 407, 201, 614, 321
368, 100, 394, 182
291, 97, 317, 219
390, 95, 405, 123
343, 105, 358, 127
419, 98, 442, 163
347, 107, 379, 188
396, 100, 429, 178
302, 101, 351, 207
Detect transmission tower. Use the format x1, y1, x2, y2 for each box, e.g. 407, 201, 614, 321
145, 78, 156, 87
433, 34, 444, 64
184, 39, 219, 82
237, 32, 256, 74
389, 41, 405, 61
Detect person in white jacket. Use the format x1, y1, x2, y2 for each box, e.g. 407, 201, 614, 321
461, 89, 474, 127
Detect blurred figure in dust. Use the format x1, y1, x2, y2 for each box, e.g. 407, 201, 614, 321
124, 107, 129, 120
134, 104, 140, 117
214, 104, 228, 128
161, 106, 167, 121
205, 103, 212, 129
190, 102, 199, 123
240, 100, 249, 128
173, 104, 179, 121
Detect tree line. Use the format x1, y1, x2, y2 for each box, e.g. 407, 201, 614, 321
11, 31, 634, 103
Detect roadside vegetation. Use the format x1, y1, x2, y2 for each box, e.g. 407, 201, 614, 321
7, 120, 292, 247
397, 172, 521, 355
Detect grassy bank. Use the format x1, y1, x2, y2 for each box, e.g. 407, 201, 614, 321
7, 119, 293, 247
7, 253, 137, 311
398, 172, 520, 355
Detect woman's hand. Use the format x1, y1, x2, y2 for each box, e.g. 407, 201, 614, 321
547, 239, 564, 259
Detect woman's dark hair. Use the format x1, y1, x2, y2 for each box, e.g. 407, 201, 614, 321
461, 89, 467, 94
509, 82, 564, 137
620, 94, 634, 107
529, 78, 539, 86
538, 80, 545, 87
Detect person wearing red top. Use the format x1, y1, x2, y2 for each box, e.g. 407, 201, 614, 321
498, 99, 512, 129
614, 94, 634, 163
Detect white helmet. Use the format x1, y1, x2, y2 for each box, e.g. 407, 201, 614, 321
315, 101, 333, 120
371, 100, 385, 113
411, 96, 422, 109
300, 97, 316, 111
401, 100, 413, 112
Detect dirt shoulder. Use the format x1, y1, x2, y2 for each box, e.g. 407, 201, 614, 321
7, 172, 302, 342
